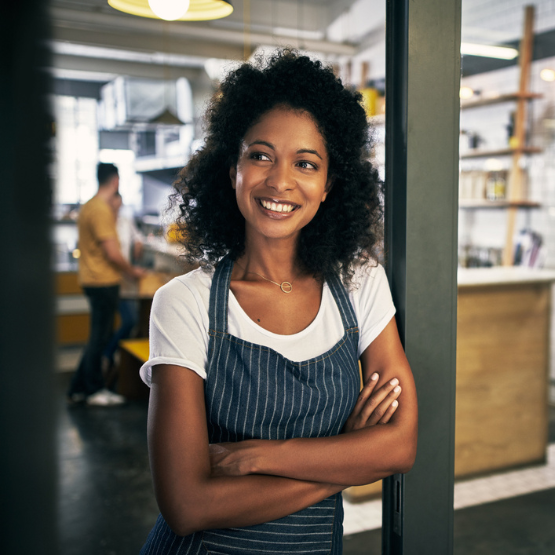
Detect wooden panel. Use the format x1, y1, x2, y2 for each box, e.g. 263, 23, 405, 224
343, 480, 382, 502
56, 272, 82, 295
455, 283, 549, 477
119, 339, 149, 363
56, 311, 121, 346
57, 313, 89, 345
116, 348, 150, 400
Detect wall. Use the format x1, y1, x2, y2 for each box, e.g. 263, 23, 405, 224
459, 55, 555, 267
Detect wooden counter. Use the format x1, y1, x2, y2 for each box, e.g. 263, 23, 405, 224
455, 268, 554, 478
345, 267, 555, 502
55, 270, 182, 345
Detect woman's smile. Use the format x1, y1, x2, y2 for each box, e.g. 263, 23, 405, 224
256, 197, 301, 217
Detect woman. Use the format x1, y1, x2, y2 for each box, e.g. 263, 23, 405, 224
139, 50, 417, 554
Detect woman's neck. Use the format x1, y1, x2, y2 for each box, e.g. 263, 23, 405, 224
237, 237, 301, 283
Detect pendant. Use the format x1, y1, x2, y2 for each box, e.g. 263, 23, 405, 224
280, 282, 293, 294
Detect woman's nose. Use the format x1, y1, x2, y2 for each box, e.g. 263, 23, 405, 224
266, 163, 295, 192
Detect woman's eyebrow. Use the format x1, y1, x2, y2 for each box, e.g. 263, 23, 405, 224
247, 141, 323, 160
297, 149, 322, 160
248, 140, 275, 149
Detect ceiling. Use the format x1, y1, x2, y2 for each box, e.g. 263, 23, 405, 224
48, 0, 555, 85
49, 0, 366, 82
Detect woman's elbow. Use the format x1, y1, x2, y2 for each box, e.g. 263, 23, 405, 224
157, 491, 209, 537
162, 506, 205, 538
395, 436, 417, 474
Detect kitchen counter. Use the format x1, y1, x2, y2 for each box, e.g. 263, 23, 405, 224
455, 266, 554, 478
458, 266, 555, 286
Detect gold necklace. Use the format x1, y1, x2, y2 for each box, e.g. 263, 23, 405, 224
234, 261, 295, 294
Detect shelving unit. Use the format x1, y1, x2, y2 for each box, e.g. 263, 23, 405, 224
460, 146, 542, 159
460, 5, 542, 265
459, 199, 540, 209
460, 92, 542, 110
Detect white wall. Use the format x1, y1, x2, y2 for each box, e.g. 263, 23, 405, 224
459, 56, 555, 268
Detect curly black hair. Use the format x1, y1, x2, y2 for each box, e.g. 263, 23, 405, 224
172, 49, 383, 285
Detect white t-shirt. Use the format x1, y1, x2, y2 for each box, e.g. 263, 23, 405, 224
140, 263, 396, 384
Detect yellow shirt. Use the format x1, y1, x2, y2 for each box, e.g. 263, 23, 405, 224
78, 196, 122, 287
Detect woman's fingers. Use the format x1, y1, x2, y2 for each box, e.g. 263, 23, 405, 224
365, 383, 401, 426
377, 400, 399, 425
358, 378, 401, 424
355, 373, 380, 409
343, 373, 380, 431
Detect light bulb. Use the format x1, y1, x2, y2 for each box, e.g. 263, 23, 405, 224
148, 0, 190, 21
540, 68, 555, 82
459, 86, 474, 99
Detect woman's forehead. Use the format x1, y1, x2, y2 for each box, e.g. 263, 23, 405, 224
242, 107, 326, 150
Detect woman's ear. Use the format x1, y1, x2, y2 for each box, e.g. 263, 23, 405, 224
229, 166, 237, 190
322, 176, 334, 201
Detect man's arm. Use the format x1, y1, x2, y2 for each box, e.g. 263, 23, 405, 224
101, 238, 145, 280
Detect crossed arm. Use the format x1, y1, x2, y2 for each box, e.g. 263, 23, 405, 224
147, 317, 418, 537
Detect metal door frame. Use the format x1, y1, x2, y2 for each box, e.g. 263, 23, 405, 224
382, 0, 461, 553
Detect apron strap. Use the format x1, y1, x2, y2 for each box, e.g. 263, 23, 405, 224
326, 272, 358, 331
208, 255, 233, 334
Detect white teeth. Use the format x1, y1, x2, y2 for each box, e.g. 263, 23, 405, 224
261, 200, 295, 213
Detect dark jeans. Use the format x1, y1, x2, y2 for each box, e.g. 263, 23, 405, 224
103, 299, 138, 364
68, 285, 119, 397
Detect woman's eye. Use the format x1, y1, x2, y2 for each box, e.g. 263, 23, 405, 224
251, 152, 271, 161
298, 161, 317, 170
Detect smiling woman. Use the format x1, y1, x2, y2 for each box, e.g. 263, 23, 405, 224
138, 50, 418, 554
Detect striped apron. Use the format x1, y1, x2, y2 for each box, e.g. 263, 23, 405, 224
141, 256, 360, 554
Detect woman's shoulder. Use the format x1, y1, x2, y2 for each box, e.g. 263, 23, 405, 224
153, 266, 214, 310
345, 261, 387, 294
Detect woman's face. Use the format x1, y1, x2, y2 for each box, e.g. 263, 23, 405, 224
230, 106, 331, 245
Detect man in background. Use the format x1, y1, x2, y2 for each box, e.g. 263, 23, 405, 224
67, 163, 145, 406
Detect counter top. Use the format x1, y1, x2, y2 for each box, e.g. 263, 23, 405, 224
458, 267, 555, 287
143, 236, 185, 258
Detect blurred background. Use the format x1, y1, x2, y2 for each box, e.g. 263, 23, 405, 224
3, 0, 555, 553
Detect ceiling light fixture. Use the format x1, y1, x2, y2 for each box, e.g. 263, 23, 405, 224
148, 0, 190, 21
459, 86, 474, 99
461, 42, 518, 60
108, 0, 233, 21
540, 68, 555, 82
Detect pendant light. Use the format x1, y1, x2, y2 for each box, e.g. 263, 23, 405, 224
149, 0, 190, 21
108, 0, 233, 21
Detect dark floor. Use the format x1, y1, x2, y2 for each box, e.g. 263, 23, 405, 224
344, 488, 555, 554
58, 373, 157, 554
56, 372, 555, 554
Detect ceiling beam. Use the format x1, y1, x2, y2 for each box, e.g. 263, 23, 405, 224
50, 6, 357, 57
51, 26, 245, 61
51, 53, 204, 81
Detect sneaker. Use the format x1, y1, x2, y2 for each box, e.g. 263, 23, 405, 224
67, 392, 86, 406
86, 388, 126, 406
104, 389, 126, 404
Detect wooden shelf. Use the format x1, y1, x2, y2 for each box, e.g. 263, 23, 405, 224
459, 199, 541, 209
460, 146, 542, 159
461, 92, 542, 110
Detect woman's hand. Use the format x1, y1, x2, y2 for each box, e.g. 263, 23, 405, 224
209, 440, 263, 477
343, 373, 402, 433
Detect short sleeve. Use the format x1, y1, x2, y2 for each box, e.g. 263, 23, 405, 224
139, 277, 209, 385
351, 264, 397, 357
91, 202, 118, 242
